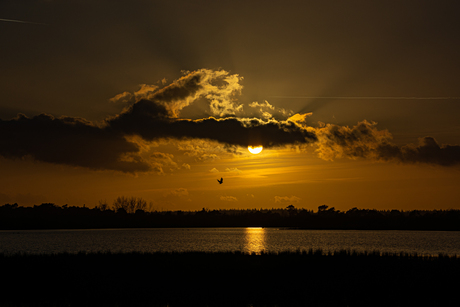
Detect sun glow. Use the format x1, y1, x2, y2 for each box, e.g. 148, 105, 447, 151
248, 146, 263, 154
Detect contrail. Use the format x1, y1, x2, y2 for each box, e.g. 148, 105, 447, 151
0, 18, 46, 25
270, 96, 460, 100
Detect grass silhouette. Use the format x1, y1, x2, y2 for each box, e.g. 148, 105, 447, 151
1, 250, 458, 306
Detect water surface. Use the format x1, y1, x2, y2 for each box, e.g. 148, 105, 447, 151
1, 228, 459, 256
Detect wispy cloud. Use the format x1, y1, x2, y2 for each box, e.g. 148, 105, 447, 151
220, 196, 238, 202
275, 196, 301, 203
226, 167, 242, 174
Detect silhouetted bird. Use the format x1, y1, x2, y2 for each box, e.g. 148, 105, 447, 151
217, 178, 223, 184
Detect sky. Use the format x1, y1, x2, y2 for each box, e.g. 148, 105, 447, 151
1, 0, 460, 211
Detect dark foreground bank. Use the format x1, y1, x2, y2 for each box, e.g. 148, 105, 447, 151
1, 250, 458, 307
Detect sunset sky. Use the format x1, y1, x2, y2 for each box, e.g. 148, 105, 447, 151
1, 0, 459, 211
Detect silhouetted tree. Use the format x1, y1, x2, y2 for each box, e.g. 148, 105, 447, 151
97, 200, 109, 211
112, 196, 147, 214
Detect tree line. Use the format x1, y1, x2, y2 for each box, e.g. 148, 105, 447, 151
1, 200, 460, 230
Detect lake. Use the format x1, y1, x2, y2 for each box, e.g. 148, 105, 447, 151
1, 227, 459, 256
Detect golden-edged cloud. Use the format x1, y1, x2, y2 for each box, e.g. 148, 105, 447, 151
313, 121, 460, 166
1, 69, 459, 174
110, 69, 243, 118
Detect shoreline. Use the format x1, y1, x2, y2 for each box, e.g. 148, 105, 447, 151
3, 225, 460, 231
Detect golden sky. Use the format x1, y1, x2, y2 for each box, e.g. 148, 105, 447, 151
1, 1, 459, 211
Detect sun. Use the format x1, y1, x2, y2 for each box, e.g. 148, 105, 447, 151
248, 145, 263, 154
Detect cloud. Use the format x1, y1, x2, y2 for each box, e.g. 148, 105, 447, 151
134, 84, 160, 100
209, 168, 219, 173
225, 167, 242, 174
248, 100, 294, 120
377, 137, 460, 166
111, 69, 244, 118
1, 68, 459, 174
176, 139, 235, 161
199, 154, 220, 162
0, 113, 150, 173
167, 188, 189, 197
109, 85, 160, 105
0, 69, 317, 174
313, 120, 460, 166
220, 196, 238, 202
107, 99, 317, 148
314, 120, 393, 161
249, 101, 275, 110
287, 113, 313, 125
109, 91, 133, 104
149, 152, 179, 174
275, 196, 301, 203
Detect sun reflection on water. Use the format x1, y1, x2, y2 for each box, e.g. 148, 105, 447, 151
244, 227, 266, 254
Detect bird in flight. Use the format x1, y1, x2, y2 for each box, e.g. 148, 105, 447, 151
217, 178, 223, 184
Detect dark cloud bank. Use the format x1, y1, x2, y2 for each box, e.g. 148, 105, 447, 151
108, 99, 315, 148
316, 121, 460, 167
0, 113, 151, 173
1, 69, 459, 173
